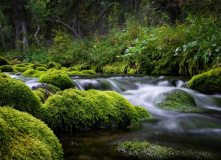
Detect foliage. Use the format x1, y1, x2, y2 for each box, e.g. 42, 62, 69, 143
117, 140, 219, 160
0, 107, 63, 160
0, 65, 15, 72
134, 106, 154, 120
156, 89, 201, 112
188, 67, 221, 94
38, 73, 75, 90
0, 78, 42, 117
42, 89, 139, 131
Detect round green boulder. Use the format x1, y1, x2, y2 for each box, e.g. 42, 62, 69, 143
0, 56, 9, 66
0, 78, 42, 117
0, 65, 15, 72
38, 73, 75, 90
0, 107, 63, 160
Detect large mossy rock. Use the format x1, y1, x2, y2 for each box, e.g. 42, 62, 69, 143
38, 73, 75, 90
0, 78, 42, 117
0, 73, 11, 79
0, 65, 15, 72
156, 89, 201, 112
187, 67, 221, 94
117, 140, 219, 160
42, 89, 139, 131
22, 69, 46, 77
0, 107, 63, 160
134, 106, 154, 120
0, 56, 9, 66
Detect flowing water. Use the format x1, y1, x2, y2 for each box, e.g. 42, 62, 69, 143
6, 73, 221, 159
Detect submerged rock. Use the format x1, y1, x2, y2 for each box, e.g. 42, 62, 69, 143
187, 67, 221, 94
156, 89, 201, 112
0, 107, 63, 160
32, 83, 61, 94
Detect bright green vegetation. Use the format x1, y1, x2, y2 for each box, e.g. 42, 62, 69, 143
32, 83, 61, 94
32, 63, 48, 69
22, 69, 46, 77
13, 66, 29, 72
117, 140, 219, 160
81, 69, 96, 74
0, 73, 11, 78
33, 88, 52, 103
48, 62, 61, 70
0, 56, 9, 66
42, 89, 139, 131
134, 106, 154, 120
36, 67, 48, 71
38, 73, 75, 90
0, 65, 15, 72
188, 67, 221, 94
156, 89, 201, 112
0, 78, 42, 117
68, 67, 79, 71
0, 107, 63, 160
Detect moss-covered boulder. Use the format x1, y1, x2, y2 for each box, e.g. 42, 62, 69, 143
32, 63, 48, 69
36, 67, 48, 71
38, 73, 75, 90
0, 65, 15, 72
42, 89, 139, 131
156, 89, 201, 112
22, 69, 46, 77
81, 69, 96, 74
14, 64, 27, 67
0, 56, 9, 66
14, 67, 29, 72
48, 62, 61, 70
0, 73, 11, 79
187, 67, 221, 94
0, 107, 63, 160
32, 83, 61, 94
68, 67, 79, 71
33, 88, 52, 103
0, 78, 42, 117
117, 140, 219, 160
134, 106, 154, 120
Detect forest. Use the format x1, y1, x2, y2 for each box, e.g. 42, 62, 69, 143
0, 0, 221, 160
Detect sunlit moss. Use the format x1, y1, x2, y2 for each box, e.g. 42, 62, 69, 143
22, 69, 46, 77
0, 73, 11, 79
38, 73, 75, 90
0, 65, 15, 72
42, 89, 139, 131
81, 69, 96, 74
36, 67, 48, 71
0, 78, 42, 117
32, 63, 48, 69
0, 107, 63, 160
134, 106, 154, 120
14, 66, 29, 72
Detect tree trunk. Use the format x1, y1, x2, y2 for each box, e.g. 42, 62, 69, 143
21, 17, 28, 51
15, 21, 20, 51
34, 25, 42, 49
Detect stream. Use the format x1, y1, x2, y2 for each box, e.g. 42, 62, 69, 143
7, 73, 221, 160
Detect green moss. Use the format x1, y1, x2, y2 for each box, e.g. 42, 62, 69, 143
81, 69, 96, 74
32, 83, 61, 94
0, 107, 63, 160
14, 64, 27, 67
48, 62, 61, 69
22, 69, 46, 77
38, 73, 75, 90
117, 140, 219, 160
32, 63, 48, 69
0, 78, 42, 117
134, 106, 154, 120
68, 67, 79, 71
0, 65, 15, 72
102, 62, 128, 74
14, 67, 29, 72
42, 89, 139, 131
36, 67, 48, 71
127, 68, 136, 74
0, 73, 11, 79
156, 89, 201, 112
187, 67, 221, 94
0, 56, 9, 66
69, 71, 83, 75
33, 88, 52, 103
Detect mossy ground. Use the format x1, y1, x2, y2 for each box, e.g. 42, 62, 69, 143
0, 107, 63, 160
0, 78, 42, 117
156, 89, 202, 112
187, 67, 221, 94
117, 140, 220, 160
42, 89, 140, 131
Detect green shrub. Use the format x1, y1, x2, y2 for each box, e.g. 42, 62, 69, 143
33, 88, 52, 103
0, 56, 9, 66
68, 67, 79, 71
42, 89, 139, 131
36, 67, 48, 71
22, 69, 46, 77
0, 107, 63, 160
188, 67, 221, 94
81, 69, 96, 74
156, 89, 201, 112
14, 67, 29, 72
38, 73, 75, 90
0, 78, 42, 117
134, 106, 154, 120
0, 73, 11, 79
32, 83, 61, 94
32, 63, 48, 69
117, 140, 218, 160
0, 65, 15, 72
48, 62, 61, 69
